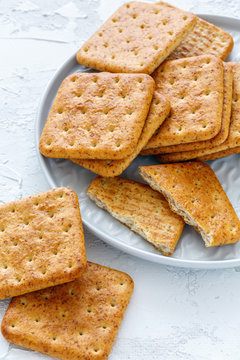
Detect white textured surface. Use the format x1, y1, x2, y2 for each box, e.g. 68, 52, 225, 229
1, 0, 240, 359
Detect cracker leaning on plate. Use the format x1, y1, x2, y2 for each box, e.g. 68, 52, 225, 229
76, 1, 196, 74
143, 62, 232, 155
39, 72, 154, 160
87, 177, 184, 256
1, 262, 134, 360
139, 162, 240, 247
167, 17, 233, 61
0, 187, 86, 300
141, 55, 224, 152
157, 62, 240, 162
71, 93, 170, 177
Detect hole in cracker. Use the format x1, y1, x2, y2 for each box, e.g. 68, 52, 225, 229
24, 220, 29, 225
120, 92, 126, 99
44, 295, 49, 300
148, 35, 153, 40
3, 264, 8, 269
93, 349, 99, 353
53, 249, 58, 255
86, 126, 91, 132
120, 282, 124, 286
98, 91, 104, 97
168, 31, 173, 35
111, 54, 116, 59
70, 290, 75, 295
202, 124, 207, 129
63, 126, 68, 132
172, 184, 176, 188
98, 32, 103, 37
211, 215, 215, 219
61, 312, 66, 318
39, 234, 43, 239
17, 277, 21, 282
49, 213, 54, 218
170, 78, 175, 85
162, 20, 168, 25
92, 141, 97, 148
134, 50, 139, 56
42, 269, 47, 275
111, 303, 116, 307
140, 62, 144, 67
206, 59, 210, 64
132, 14, 137, 19
79, 331, 84, 336
103, 42, 108, 48
29, 257, 33, 262
81, 109, 86, 114
104, 109, 109, 115
35, 318, 39, 322
87, 308, 92, 313
127, 109, 133, 115
21, 300, 26, 305
183, 16, 188, 20
191, 110, 196, 114
46, 139, 52, 146
180, 95, 185, 99
116, 143, 121, 148
96, 286, 101, 291
11, 324, 15, 328
14, 242, 18, 246
118, 28, 123, 33
68, 263, 73, 268
102, 325, 107, 329
84, 47, 88, 52
76, 93, 82, 98
154, 100, 160, 105
112, 18, 117, 23
191, 199, 195, 203
233, 98, 238, 103
140, 24, 145, 29
126, 3, 130, 8
194, 181, 199, 186
34, 200, 39, 206
11, 208, 15, 213
115, 77, 119, 83
182, 64, 187, 68
214, 195, 219, 201
154, 45, 159, 50
0, 226, 5, 232
194, 75, 198, 81
204, 91, 210, 96
126, 39, 131, 44
71, 76, 77, 82
52, 337, 57, 341
109, 125, 115, 132
154, 9, 159, 14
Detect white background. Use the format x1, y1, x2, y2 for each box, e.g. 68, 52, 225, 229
1, 0, 240, 359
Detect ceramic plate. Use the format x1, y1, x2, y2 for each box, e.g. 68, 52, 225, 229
36, 15, 240, 269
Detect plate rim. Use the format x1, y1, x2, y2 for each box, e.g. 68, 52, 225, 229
35, 14, 240, 269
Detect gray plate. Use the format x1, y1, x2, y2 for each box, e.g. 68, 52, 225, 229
36, 14, 240, 269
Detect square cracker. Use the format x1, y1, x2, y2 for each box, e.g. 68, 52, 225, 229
87, 177, 184, 256
167, 17, 233, 61
0, 187, 86, 300
142, 55, 224, 149
39, 72, 155, 160
76, 1, 196, 74
197, 146, 240, 162
71, 93, 170, 177
1, 262, 134, 360
139, 162, 240, 247
142, 62, 232, 155
156, 62, 240, 163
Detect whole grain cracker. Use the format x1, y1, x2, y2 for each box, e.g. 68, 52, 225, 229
87, 177, 184, 256
157, 62, 240, 163
142, 55, 224, 149
76, 1, 196, 74
1, 262, 134, 360
139, 162, 240, 247
167, 17, 233, 61
197, 146, 240, 161
0, 187, 86, 300
39, 72, 154, 160
142, 62, 232, 155
71, 93, 170, 177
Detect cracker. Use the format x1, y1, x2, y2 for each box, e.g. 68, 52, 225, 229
76, 1, 196, 74
71, 93, 170, 177
157, 62, 240, 163
142, 62, 232, 155
197, 146, 240, 161
139, 162, 240, 247
142, 55, 224, 149
87, 177, 184, 256
39, 72, 155, 160
0, 187, 86, 300
167, 17, 233, 61
1, 262, 134, 360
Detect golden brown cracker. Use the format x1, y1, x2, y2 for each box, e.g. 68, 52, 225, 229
142, 55, 224, 149
87, 177, 184, 256
0, 187, 86, 300
197, 146, 240, 161
156, 62, 240, 162
76, 1, 196, 74
168, 17, 233, 61
71, 93, 170, 177
1, 262, 134, 360
142, 62, 232, 155
39, 72, 154, 160
139, 162, 240, 247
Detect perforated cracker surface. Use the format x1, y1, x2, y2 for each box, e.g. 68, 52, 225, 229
39, 72, 154, 160
157, 62, 240, 162
76, 1, 196, 74
167, 17, 233, 61
72, 93, 170, 177
0, 187, 86, 300
1, 262, 134, 360
142, 62, 232, 156
143, 55, 224, 149
87, 177, 184, 255
139, 162, 240, 247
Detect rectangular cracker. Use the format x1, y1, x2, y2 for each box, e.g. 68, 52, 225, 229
139, 162, 240, 247
156, 62, 240, 163
76, 1, 196, 74
1, 262, 134, 360
39, 72, 155, 160
142, 55, 224, 149
167, 17, 233, 61
142, 62, 232, 155
71, 93, 170, 177
87, 177, 184, 256
0, 187, 86, 300
197, 146, 240, 161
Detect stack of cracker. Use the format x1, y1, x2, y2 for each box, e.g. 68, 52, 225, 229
0, 189, 134, 360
